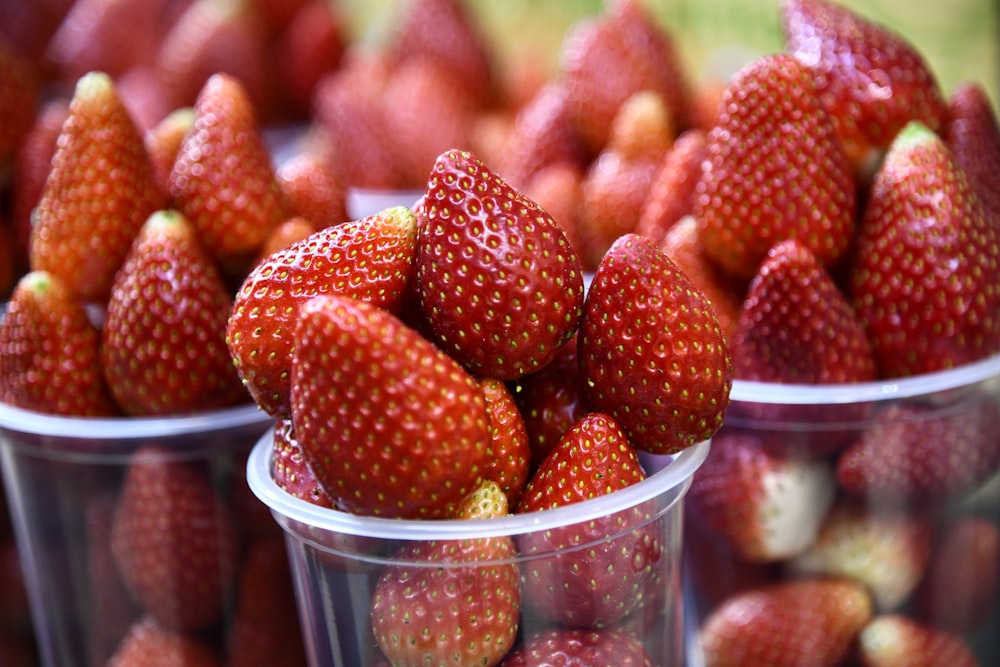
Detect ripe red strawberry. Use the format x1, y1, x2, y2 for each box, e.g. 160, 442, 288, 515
270, 417, 333, 509
781, 0, 948, 177
0, 37, 38, 169
521, 161, 587, 262
105, 616, 221, 667
30, 71, 166, 302
415, 148, 585, 380
686, 429, 836, 563
101, 210, 247, 416
144, 107, 194, 199
855, 615, 979, 667
731, 239, 877, 384
275, 151, 347, 232
227, 206, 418, 417
789, 501, 933, 611
0, 271, 118, 416
290, 294, 491, 519
498, 627, 654, 666
371, 480, 520, 667
914, 516, 1000, 633
849, 121, 1000, 377
111, 445, 238, 631
579, 233, 732, 454
516, 412, 658, 628
271, 0, 346, 119
479, 377, 531, 508
697, 577, 873, 667
169, 73, 287, 278
254, 217, 317, 264
837, 400, 1000, 505
943, 82, 1000, 224
635, 129, 707, 247
693, 53, 856, 280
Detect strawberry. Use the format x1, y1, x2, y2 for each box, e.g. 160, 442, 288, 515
849, 121, 1000, 377
30, 71, 166, 302
371, 480, 520, 667
635, 129, 707, 247
290, 294, 491, 519
227, 206, 418, 417
144, 106, 194, 199
943, 82, 1000, 224
520, 161, 587, 262
101, 209, 247, 416
254, 217, 317, 264
275, 151, 347, 232
730, 239, 877, 384
781, 0, 949, 177
578, 233, 732, 454
270, 417, 333, 509
697, 577, 873, 667
498, 627, 654, 666
685, 429, 836, 563
693, 53, 857, 280
0, 271, 118, 416
0, 37, 38, 170
105, 616, 221, 667
271, 0, 346, 119
168, 72, 287, 278
415, 148, 585, 380
855, 615, 979, 667
914, 516, 1000, 633
515, 412, 658, 628
789, 500, 933, 611
479, 377, 531, 508
110, 445, 238, 631
836, 400, 1000, 505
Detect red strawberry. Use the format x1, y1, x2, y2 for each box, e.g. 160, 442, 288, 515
0, 271, 118, 416
914, 516, 1000, 633
781, 0, 949, 177
290, 294, 491, 519
731, 239, 877, 384
515, 412, 658, 628
697, 577, 873, 667
0, 37, 38, 169
254, 217, 317, 264
686, 429, 836, 563
498, 627, 654, 666
521, 161, 587, 261
371, 480, 520, 667
849, 121, 1000, 377
693, 53, 857, 280
271, 0, 346, 119
227, 206, 418, 417
106, 616, 221, 667
144, 106, 194, 199
837, 400, 1000, 505
270, 417, 333, 509
30, 71, 166, 302
110, 445, 238, 631
855, 615, 979, 667
415, 148, 585, 380
579, 233, 732, 454
168, 73, 287, 278
275, 151, 347, 232
789, 501, 933, 611
635, 128, 707, 247
479, 377, 531, 508
943, 82, 1000, 224
101, 209, 247, 416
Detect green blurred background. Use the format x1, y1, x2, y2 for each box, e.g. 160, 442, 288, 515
342, 0, 999, 109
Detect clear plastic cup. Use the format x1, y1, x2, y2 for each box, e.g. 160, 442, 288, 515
685, 353, 1000, 664
246, 428, 710, 667
0, 400, 287, 666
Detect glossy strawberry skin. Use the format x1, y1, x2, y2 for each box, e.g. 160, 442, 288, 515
30, 71, 166, 302
290, 294, 491, 519
693, 53, 856, 280
498, 627, 655, 667
479, 377, 531, 508
636, 129, 708, 247
943, 82, 1000, 223
849, 122, 1000, 377
227, 206, 418, 418
0, 271, 118, 416
415, 148, 585, 381
101, 210, 247, 416
270, 417, 333, 509
579, 233, 732, 454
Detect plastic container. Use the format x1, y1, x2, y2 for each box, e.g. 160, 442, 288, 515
0, 401, 291, 666
685, 353, 1000, 664
246, 428, 710, 667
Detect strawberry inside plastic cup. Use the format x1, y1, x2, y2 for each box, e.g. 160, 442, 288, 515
0, 400, 281, 667
246, 428, 710, 667
685, 353, 1000, 666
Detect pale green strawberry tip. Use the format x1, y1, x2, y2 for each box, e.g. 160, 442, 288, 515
74, 71, 114, 99
891, 120, 938, 152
